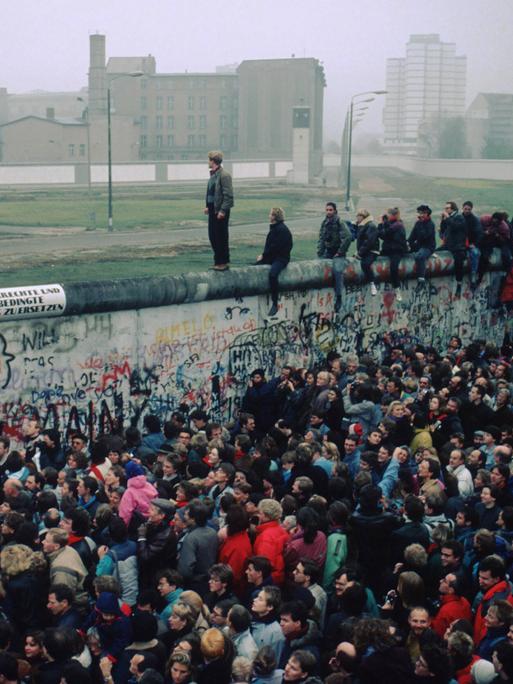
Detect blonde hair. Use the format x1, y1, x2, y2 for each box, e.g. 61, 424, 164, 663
270, 207, 285, 222
201, 628, 225, 659
357, 208, 370, 219
323, 442, 340, 462
258, 498, 282, 522
172, 602, 196, 626
0, 544, 33, 577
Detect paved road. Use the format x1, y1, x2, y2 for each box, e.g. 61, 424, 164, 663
0, 217, 319, 257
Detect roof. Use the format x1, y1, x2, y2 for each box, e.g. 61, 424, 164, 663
106, 56, 155, 74
0, 115, 85, 128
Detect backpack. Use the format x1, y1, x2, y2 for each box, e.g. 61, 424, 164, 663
109, 547, 139, 606
322, 531, 348, 592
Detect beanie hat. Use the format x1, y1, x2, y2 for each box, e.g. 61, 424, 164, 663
96, 592, 121, 616
471, 659, 496, 684
125, 461, 145, 479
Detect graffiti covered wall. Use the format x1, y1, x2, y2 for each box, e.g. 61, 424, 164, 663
0, 269, 506, 443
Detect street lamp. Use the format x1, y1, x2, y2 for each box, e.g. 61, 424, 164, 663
77, 97, 91, 193
344, 90, 387, 211
107, 71, 143, 231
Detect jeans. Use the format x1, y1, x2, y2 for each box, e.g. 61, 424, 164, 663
388, 254, 403, 289
413, 247, 433, 279
468, 245, 480, 277
208, 206, 230, 265
450, 249, 466, 284
257, 260, 288, 305
360, 253, 377, 284
332, 256, 347, 297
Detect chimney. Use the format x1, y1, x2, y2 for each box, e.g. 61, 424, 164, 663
88, 34, 107, 115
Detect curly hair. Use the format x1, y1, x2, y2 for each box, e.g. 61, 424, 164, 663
0, 544, 34, 577
353, 618, 397, 653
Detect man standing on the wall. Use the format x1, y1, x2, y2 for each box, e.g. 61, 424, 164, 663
204, 150, 234, 271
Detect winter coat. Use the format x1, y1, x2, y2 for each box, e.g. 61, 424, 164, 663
474, 579, 513, 645
253, 520, 290, 585
82, 593, 133, 662
260, 221, 293, 264
431, 594, 472, 638
48, 545, 88, 611
379, 219, 408, 256
408, 218, 436, 252
463, 211, 483, 245
158, 587, 184, 624
206, 166, 234, 214
343, 396, 379, 437
118, 475, 158, 526
2, 569, 46, 634
440, 211, 467, 252
177, 525, 219, 589
278, 619, 321, 669
481, 214, 511, 246
96, 539, 139, 606
137, 521, 177, 584
242, 377, 281, 433
356, 217, 379, 256
317, 215, 352, 258
251, 615, 285, 662
232, 628, 258, 661
283, 530, 327, 572
219, 530, 252, 594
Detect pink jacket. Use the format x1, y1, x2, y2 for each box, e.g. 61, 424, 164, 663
119, 475, 158, 526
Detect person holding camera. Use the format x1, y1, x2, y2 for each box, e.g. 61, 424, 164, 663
378, 207, 408, 302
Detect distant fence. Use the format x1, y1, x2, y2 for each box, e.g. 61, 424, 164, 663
323, 153, 513, 182
0, 159, 293, 186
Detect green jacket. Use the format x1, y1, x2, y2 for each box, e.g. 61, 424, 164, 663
206, 167, 234, 214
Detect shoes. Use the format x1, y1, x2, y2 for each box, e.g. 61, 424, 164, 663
418, 277, 425, 283
335, 296, 342, 313
455, 284, 462, 297
395, 289, 402, 302
213, 264, 229, 271
268, 304, 278, 317
370, 283, 378, 296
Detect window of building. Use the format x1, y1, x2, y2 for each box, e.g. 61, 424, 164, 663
220, 95, 228, 111
141, 96, 147, 110
167, 96, 174, 109
141, 78, 147, 89
156, 96, 163, 110
155, 79, 161, 90
167, 134, 174, 147
167, 115, 174, 129
140, 135, 148, 148
188, 134, 195, 147
156, 115, 163, 130
199, 96, 207, 110
220, 115, 228, 129
156, 135, 163, 148
140, 115, 148, 130
199, 115, 207, 129
188, 115, 195, 129
188, 96, 195, 110
231, 134, 238, 149
220, 134, 227, 147
68, 144, 75, 157
79, 144, 86, 157
198, 134, 206, 147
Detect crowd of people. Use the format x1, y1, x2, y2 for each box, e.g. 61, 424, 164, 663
0, 334, 512, 683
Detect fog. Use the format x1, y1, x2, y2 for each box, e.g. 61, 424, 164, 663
2, 0, 512, 140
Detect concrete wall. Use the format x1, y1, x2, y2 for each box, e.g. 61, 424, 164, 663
0, 159, 293, 186
0, 254, 506, 443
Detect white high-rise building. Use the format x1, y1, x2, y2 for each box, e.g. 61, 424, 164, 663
383, 34, 466, 155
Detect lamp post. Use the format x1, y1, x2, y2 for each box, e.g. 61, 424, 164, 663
107, 71, 143, 231
77, 97, 91, 193
344, 90, 387, 211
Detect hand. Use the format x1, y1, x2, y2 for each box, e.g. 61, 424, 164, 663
256, 254, 263, 262
217, 211, 225, 219
137, 524, 147, 538
100, 657, 113, 677
97, 545, 109, 559
204, 207, 209, 215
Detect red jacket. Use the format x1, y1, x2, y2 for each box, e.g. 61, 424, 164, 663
431, 594, 472, 638
474, 579, 513, 645
253, 520, 290, 585
218, 531, 252, 595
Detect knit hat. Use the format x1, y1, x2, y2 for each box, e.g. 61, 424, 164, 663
471, 659, 496, 684
125, 460, 145, 479
96, 592, 121, 616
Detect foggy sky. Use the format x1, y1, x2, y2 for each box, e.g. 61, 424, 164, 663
2, 0, 512, 141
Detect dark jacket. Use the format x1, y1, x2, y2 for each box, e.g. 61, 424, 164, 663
408, 218, 436, 252
261, 221, 293, 264
177, 524, 219, 590
317, 215, 352, 258
242, 377, 281, 433
379, 219, 408, 256
440, 210, 467, 252
206, 167, 234, 214
463, 211, 483, 246
278, 620, 321, 669
356, 218, 379, 257
137, 521, 177, 584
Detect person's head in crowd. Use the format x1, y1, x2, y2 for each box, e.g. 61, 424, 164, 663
498, 506, 513, 531
93, 575, 121, 598
0, 651, 20, 684
403, 544, 428, 572
485, 600, 513, 634
279, 601, 308, 639
408, 606, 431, 637
357, 484, 382, 514
200, 627, 227, 661
252, 586, 281, 619
24, 629, 44, 663
493, 641, 513, 681
166, 650, 195, 684
479, 555, 507, 593
76, 475, 98, 503
245, 556, 272, 588
414, 642, 451, 681
491, 464, 510, 489
47, 583, 74, 617
43, 627, 72, 663
227, 604, 252, 637
474, 468, 491, 491
257, 499, 282, 525
42, 528, 69, 555
397, 571, 425, 609
343, 435, 359, 454
440, 540, 464, 569
233, 483, 252, 506
283, 650, 317, 682
132, 611, 159, 644
481, 484, 500, 509
468, 449, 486, 471
446, 630, 474, 671
156, 569, 183, 598
210, 598, 237, 629
292, 559, 319, 589
208, 563, 233, 597
169, 602, 196, 634
494, 445, 513, 467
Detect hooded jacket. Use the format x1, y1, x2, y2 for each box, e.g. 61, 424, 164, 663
118, 475, 158, 526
